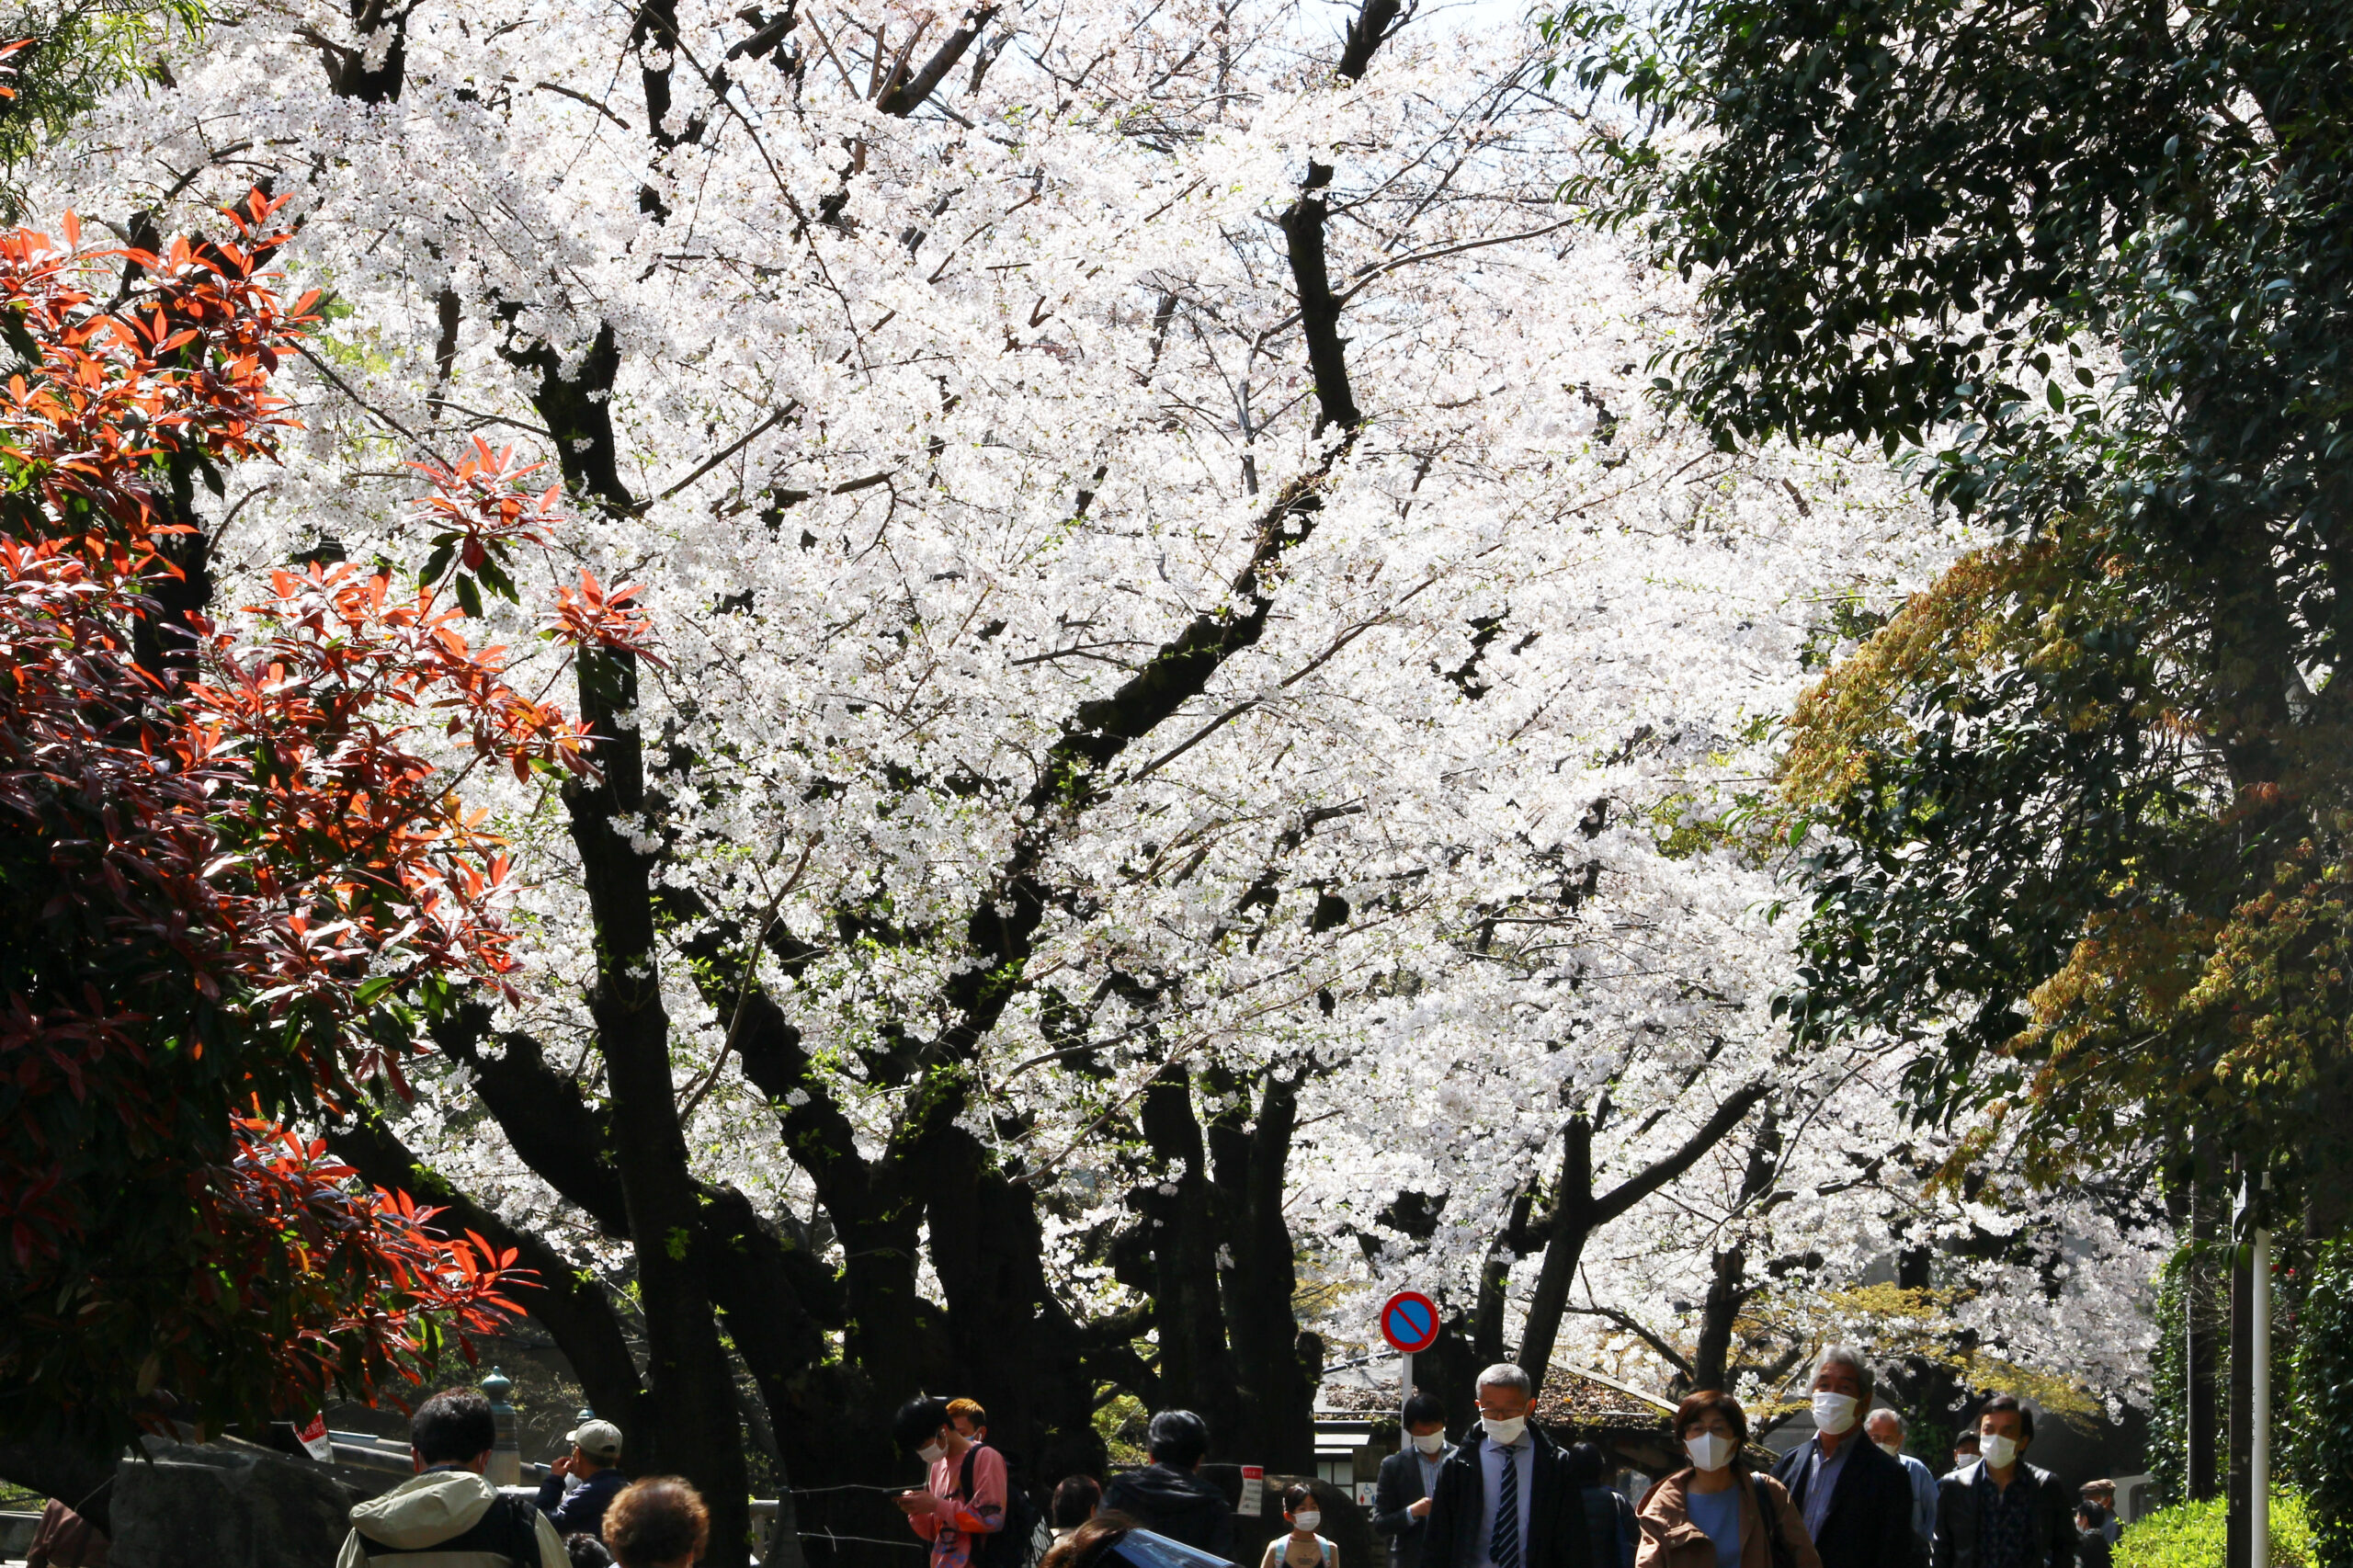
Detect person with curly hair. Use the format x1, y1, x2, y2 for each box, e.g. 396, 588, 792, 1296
602, 1478, 710, 1568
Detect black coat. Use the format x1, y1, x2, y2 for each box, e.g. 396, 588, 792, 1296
1771, 1437, 1916, 1568
1930, 1465, 2078, 1568
1103, 1464, 1239, 1563
1421, 1428, 1590, 1568
1373, 1447, 1454, 1568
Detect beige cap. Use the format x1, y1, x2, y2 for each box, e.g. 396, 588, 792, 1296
567, 1419, 623, 1460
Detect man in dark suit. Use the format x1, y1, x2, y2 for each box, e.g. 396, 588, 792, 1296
1373, 1392, 1455, 1568
1933, 1396, 2078, 1568
1771, 1347, 1917, 1568
1421, 1364, 1589, 1568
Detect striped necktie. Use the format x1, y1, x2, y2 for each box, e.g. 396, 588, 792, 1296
1493, 1443, 1522, 1568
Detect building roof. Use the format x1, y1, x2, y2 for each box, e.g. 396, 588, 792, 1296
1318, 1360, 1676, 1436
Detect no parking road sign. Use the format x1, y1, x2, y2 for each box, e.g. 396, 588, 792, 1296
1380, 1290, 1441, 1355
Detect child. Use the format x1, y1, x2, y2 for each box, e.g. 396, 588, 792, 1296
1260, 1484, 1338, 1568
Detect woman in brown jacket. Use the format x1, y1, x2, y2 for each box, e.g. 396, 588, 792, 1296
1636, 1392, 1824, 1568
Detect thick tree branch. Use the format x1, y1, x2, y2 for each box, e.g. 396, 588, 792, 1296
1592, 1081, 1771, 1227
430, 1004, 631, 1234
324, 1110, 648, 1428
876, 6, 997, 116
0, 1447, 118, 1536
1564, 1302, 1694, 1381
1278, 164, 1360, 436
1517, 1081, 1770, 1378
1335, 0, 1404, 82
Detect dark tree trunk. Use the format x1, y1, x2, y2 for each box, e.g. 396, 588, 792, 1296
928, 1130, 1108, 1485
1210, 1070, 1315, 1472
1472, 1187, 1534, 1368
1516, 1118, 1596, 1381
1114, 1063, 1316, 1468
1417, 1318, 1489, 1442
2188, 1179, 2222, 1501
1132, 1068, 1246, 1447
1690, 1248, 1749, 1394
512, 326, 755, 1566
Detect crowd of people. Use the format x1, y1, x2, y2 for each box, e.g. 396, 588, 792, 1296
335, 1389, 703, 1568
328, 1353, 2129, 1568
1348, 1351, 2120, 1568
873, 1352, 2125, 1568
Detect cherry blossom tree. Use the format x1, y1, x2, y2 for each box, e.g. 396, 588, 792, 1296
11, 0, 2169, 1557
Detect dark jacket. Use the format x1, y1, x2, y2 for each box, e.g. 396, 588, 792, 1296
536, 1467, 627, 1539
1422, 1427, 1590, 1568
1772, 1437, 1915, 1568
1373, 1446, 1455, 1568
1584, 1486, 1636, 1568
1104, 1464, 1239, 1563
1931, 1464, 2077, 1568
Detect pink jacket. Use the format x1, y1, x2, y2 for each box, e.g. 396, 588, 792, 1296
912, 1443, 1007, 1568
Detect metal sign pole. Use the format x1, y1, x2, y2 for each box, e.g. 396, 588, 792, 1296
1399, 1349, 1413, 1437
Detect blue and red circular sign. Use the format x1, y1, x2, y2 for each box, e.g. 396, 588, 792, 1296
1380, 1290, 1441, 1354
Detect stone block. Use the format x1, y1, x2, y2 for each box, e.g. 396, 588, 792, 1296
110, 1440, 356, 1568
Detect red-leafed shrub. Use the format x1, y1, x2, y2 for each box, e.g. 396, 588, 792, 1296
0, 194, 649, 1458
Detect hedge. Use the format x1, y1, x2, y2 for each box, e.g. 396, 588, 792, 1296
2117, 1494, 2314, 1568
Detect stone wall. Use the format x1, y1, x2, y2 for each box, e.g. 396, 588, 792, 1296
109, 1440, 355, 1568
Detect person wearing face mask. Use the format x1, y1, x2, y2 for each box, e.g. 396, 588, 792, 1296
895, 1395, 1007, 1568
1862, 1410, 1936, 1568
1931, 1396, 2076, 1568
1420, 1363, 1591, 1568
1263, 1483, 1341, 1568
1768, 1348, 1915, 1568
1946, 1437, 1979, 1482
1631, 1389, 1817, 1568
1374, 1392, 1456, 1568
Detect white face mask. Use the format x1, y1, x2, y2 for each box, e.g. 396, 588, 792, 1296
1413, 1431, 1446, 1454
918, 1441, 947, 1465
1980, 1434, 2019, 1471
1685, 1433, 1733, 1473
1481, 1415, 1528, 1446
1811, 1392, 1859, 1436
563, 1471, 585, 1493
1877, 1441, 1903, 1459
1293, 1513, 1323, 1533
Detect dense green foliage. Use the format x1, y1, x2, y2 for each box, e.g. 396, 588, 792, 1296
2289, 1240, 2353, 1568
2118, 1494, 2315, 1568
1550, 0, 2353, 1196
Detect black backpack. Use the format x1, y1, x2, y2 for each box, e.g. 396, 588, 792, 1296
958, 1444, 1042, 1568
